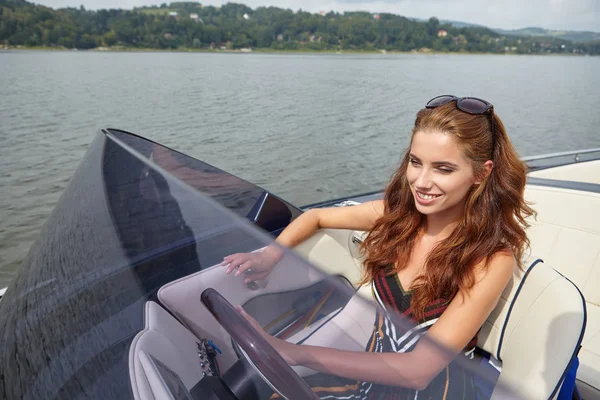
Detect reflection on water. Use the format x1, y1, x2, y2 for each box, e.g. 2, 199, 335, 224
1, 51, 599, 287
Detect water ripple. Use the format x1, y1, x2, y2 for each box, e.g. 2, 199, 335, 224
0, 51, 599, 287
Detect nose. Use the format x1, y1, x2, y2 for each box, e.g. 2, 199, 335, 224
414, 168, 433, 191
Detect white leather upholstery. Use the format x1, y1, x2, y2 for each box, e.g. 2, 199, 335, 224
579, 304, 600, 394
478, 266, 524, 359
523, 186, 600, 303
158, 257, 329, 373
293, 229, 365, 287
487, 261, 586, 399
528, 160, 600, 185
292, 223, 587, 399
293, 228, 374, 299
291, 227, 585, 398
286, 291, 376, 377
129, 301, 205, 400
522, 185, 600, 396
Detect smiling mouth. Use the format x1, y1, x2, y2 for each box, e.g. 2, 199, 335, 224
416, 191, 442, 200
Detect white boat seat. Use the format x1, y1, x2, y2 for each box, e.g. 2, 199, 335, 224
286, 290, 376, 377
129, 301, 207, 400
478, 259, 586, 399
291, 225, 589, 398
288, 257, 587, 398
522, 185, 600, 397
578, 303, 600, 396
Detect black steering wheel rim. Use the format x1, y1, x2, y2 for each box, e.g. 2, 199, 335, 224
201, 288, 318, 400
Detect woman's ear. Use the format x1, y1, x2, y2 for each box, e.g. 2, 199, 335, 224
475, 160, 494, 184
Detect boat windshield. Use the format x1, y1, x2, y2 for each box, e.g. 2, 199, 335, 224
0, 129, 519, 399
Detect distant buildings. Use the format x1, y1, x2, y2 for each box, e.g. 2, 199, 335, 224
437, 30, 448, 37
169, 11, 177, 17
188, 13, 204, 23
243, 13, 250, 20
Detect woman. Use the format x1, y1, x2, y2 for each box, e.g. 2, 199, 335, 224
222, 95, 535, 399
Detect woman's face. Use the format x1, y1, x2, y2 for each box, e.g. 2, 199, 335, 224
406, 129, 483, 218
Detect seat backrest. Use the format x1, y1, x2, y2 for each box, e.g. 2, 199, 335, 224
129, 301, 206, 400
522, 185, 600, 309
479, 260, 586, 399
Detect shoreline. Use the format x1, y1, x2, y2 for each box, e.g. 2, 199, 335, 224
0, 45, 592, 56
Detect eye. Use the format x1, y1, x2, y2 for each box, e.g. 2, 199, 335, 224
436, 167, 454, 174
409, 158, 421, 166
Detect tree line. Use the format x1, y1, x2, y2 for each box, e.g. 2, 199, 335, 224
1, 0, 599, 55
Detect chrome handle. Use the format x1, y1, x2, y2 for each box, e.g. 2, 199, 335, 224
352, 234, 364, 244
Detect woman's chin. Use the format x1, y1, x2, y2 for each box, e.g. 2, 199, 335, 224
415, 203, 437, 215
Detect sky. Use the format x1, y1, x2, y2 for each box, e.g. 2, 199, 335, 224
31, 0, 600, 32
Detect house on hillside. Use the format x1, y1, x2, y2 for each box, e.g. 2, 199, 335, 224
437, 30, 448, 37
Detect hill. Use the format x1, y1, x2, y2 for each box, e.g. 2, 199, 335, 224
433, 18, 600, 43
494, 27, 600, 43
1, 1, 598, 54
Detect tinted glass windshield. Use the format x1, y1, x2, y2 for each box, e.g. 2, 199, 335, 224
0, 129, 519, 400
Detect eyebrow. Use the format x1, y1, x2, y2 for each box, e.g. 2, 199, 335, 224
409, 153, 459, 168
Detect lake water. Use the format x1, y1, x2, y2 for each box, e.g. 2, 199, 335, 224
1, 51, 599, 288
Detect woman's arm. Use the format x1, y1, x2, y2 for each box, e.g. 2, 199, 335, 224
245, 251, 515, 390
275, 200, 384, 248
223, 200, 384, 280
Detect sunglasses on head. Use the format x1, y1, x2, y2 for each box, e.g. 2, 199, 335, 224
426, 95, 496, 154
425, 95, 494, 115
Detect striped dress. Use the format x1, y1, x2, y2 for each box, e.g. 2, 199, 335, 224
298, 268, 481, 400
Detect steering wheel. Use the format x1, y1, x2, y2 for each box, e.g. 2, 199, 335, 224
201, 288, 318, 400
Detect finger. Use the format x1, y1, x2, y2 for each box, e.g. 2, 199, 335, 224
225, 260, 238, 275
238, 307, 262, 330
236, 305, 252, 320
234, 261, 252, 276
236, 306, 255, 324
225, 257, 244, 274
220, 254, 237, 265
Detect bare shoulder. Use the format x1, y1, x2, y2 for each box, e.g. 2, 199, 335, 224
427, 250, 516, 354
450, 250, 515, 306
475, 250, 516, 283
314, 200, 384, 231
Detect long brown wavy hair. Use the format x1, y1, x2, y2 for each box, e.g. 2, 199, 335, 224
360, 101, 536, 321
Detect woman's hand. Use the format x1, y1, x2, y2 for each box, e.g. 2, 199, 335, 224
236, 305, 298, 366
221, 246, 282, 284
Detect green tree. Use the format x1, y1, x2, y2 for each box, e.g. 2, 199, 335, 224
0, 0, 596, 54
103, 30, 116, 45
